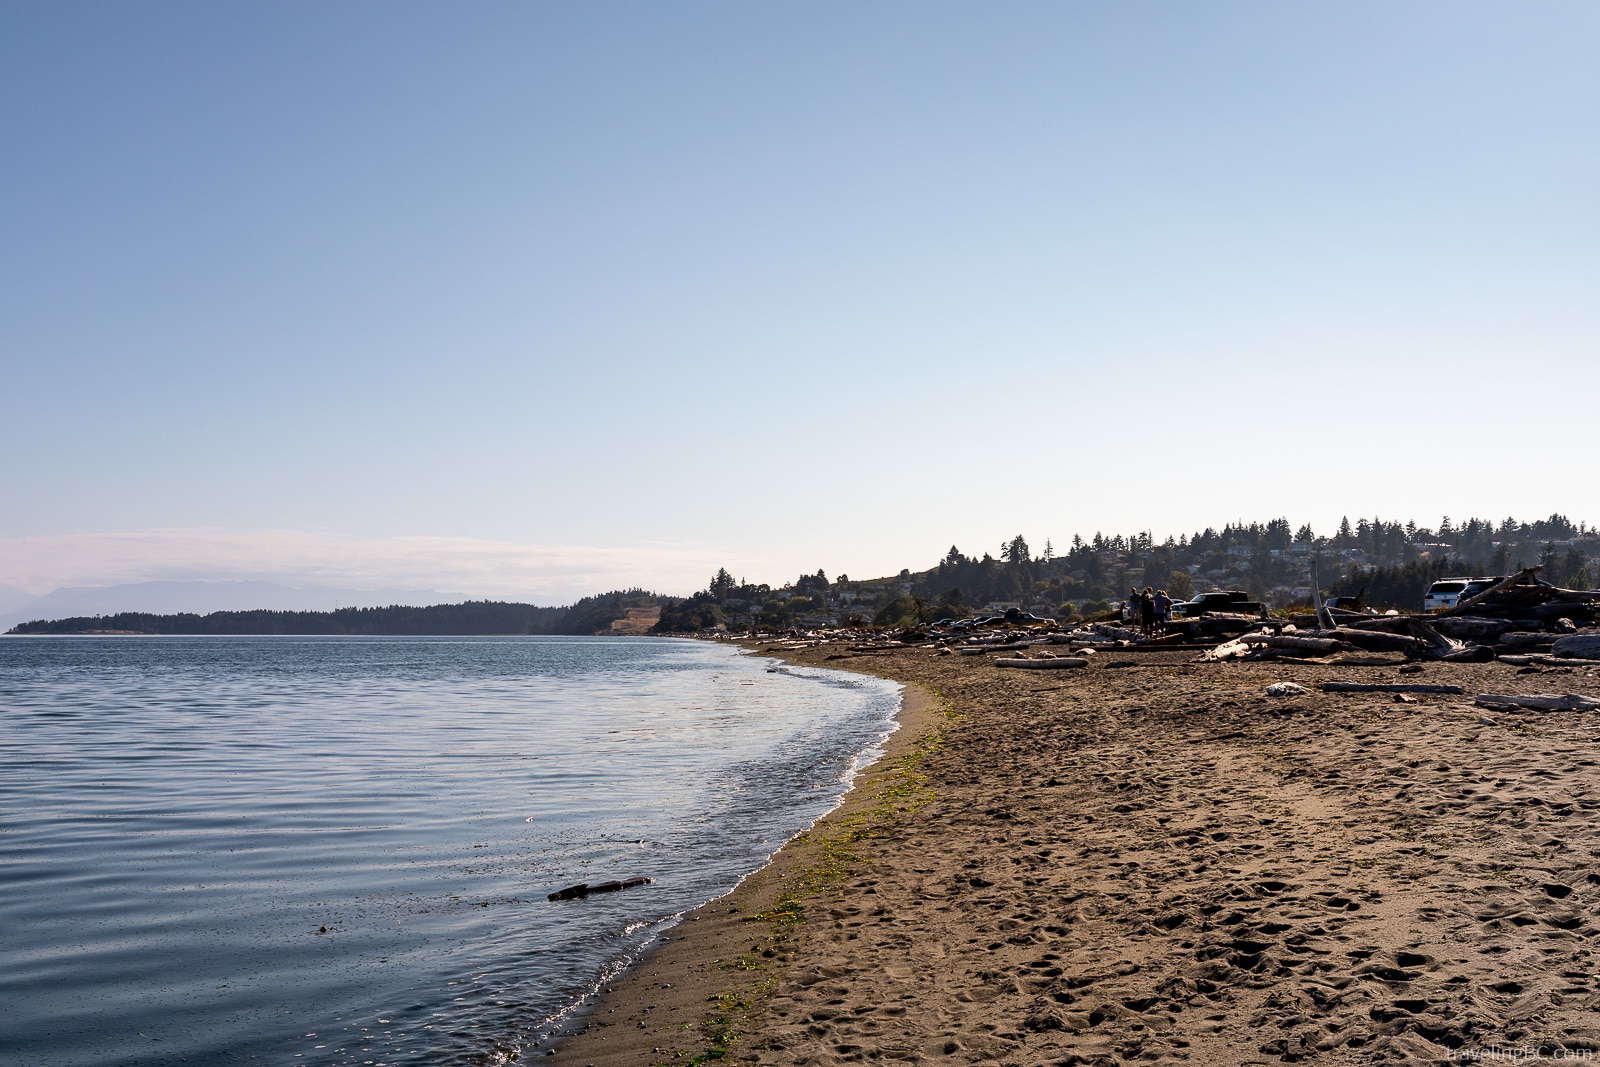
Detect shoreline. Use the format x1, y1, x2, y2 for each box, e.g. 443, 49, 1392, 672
548, 657, 946, 1065
553, 638, 1600, 1065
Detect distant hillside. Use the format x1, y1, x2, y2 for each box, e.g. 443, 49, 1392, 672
5, 590, 678, 636
0, 580, 455, 630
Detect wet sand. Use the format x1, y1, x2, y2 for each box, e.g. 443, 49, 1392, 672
554, 644, 1600, 1065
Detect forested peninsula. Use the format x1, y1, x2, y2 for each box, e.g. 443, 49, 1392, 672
6, 590, 672, 637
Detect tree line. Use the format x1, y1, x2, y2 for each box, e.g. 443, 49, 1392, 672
7, 590, 675, 636
664, 512, 1598, 631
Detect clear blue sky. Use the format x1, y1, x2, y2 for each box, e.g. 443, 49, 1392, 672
2, 2, 1595, 603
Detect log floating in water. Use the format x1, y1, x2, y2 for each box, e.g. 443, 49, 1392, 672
548, 876, 653, 902
1321, 682, 1465, 695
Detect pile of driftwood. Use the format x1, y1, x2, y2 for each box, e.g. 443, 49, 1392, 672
1438, 567, 1600, 626
1207, 617, 1486, 665
1208, 566, 1600, 666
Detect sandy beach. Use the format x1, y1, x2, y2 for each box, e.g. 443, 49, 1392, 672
553, 644, 1600, 1065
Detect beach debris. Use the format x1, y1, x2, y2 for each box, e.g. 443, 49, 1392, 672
1436, 567, 1600, 623
994, 657, 1088, 669
1477, 715, 1497, 726
1321, 682, 1466, 695
1203, 638, 1254, 661
1244, 634, 1344, 655
548, 877, 653, 902
1265, 682, 1309, 697
1474, 693, 1600, 713
1394, 693, 1417, 703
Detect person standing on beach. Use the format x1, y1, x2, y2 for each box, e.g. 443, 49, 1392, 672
1153, 589, 1173, 637
1139, 586, 1156, 639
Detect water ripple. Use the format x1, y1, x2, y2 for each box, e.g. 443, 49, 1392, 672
0, 635, 898, 1066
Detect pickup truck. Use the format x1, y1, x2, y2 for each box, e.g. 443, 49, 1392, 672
1179, 591, 1262, 617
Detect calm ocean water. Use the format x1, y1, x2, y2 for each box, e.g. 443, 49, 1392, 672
0, 636, 900, 1066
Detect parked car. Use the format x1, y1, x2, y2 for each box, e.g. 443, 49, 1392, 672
1423, 576, 1504, 612
1179, 591, 1263, 617
1003, 608, 1047, 624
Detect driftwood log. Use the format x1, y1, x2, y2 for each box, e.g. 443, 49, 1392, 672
1432, 616, 1516, 640
548, 876, 653, 902
1321, 682, 1465, 695
1202, 638, 1253, 661
1241, 634, 1346, 655
1475, 693, 1600, 712
1310, 558, 1338, 632
1499, 632, 1555, 649
1330, 655, 1408, 667
994, 657, 1088, 669
1552, 634, 1600, 660
1497, 653, 1592, 668
1330, 628, 1424, 654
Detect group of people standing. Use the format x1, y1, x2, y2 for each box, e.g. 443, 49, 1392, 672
1129, 586, 1175, 639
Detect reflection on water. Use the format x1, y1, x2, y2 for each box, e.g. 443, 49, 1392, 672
0, 636, 898, 1066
